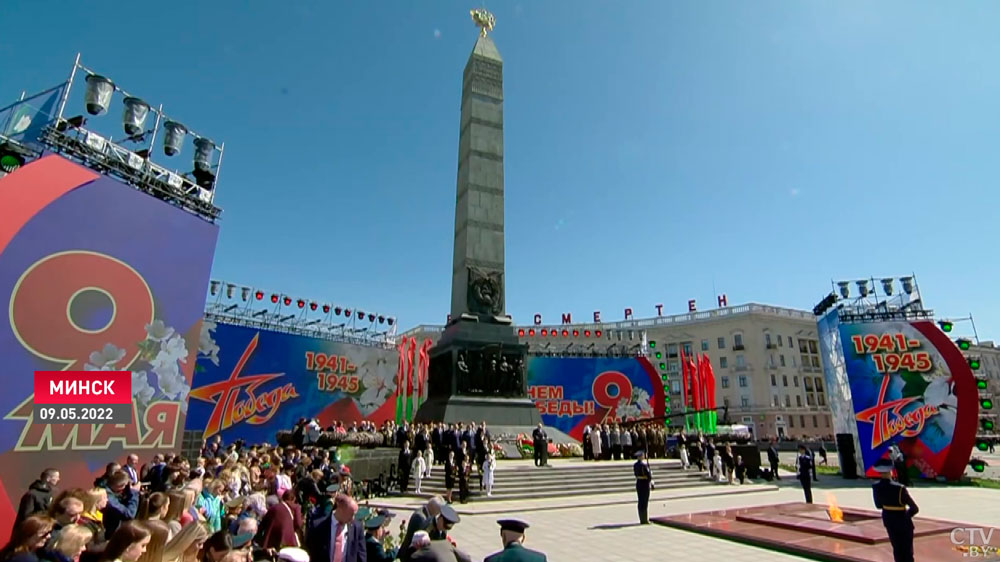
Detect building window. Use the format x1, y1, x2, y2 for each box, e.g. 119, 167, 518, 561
667, 344, 678, 358
809, 340, 818, 354
717, 337, 725, 349
784, 395, 791, 407
741, 396, 750, 408
804, 378, 813, 391
812, 415, 818, 428
800, 415, 806, 427
780, 354, 786, 367
739, 375, 748, 387
814, 378, 824, 392
671, 380, 681, 394
798, 339, 808, 353
793, 376, 799, 387
736, 355, 746, 368
719, 356, 728, 368
772, 395, 780, 407
617, 331, 622, 341
770, 374, 777, 386
796, 395, 802, 407
782, 375, 788, 387
791, 355, 797, 367
734, 334, 744, 348
682, 342, 693, 356
778, 334, 783, 347
807, 393, 815, 406
723, 397, 730, 408
765, 333, 772, 346
789, 416, 794, 428
788, 336, 793, 347
628, 330, 634, 340
701, 339, 709, 351
721, 376, 730, 389
811, 356, 820, 369
801, 354, 810, 369
818, 394, 826, 406
824, 416, 830, 427
668, 361, 679, 373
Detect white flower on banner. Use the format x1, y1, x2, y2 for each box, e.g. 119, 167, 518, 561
922, 377, 957, 435
632, 388, 652, 414
84, 363, 117, 371
359, 358, 395, 414
145, 320, 175, 342
199, 321, 220, 366
161, 334, 188, 364
617, 397, 641, 420
131, 371, 155, 404
157, 369, 190, 401
88, 344, 126, 369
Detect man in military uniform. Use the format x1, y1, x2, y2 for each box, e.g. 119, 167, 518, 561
484, 519, 547, 561
365, 514, 399, 561
399, 496, 444, 561
633, 450, 654, 524
872, 458, 918, 562
795, 444, 813, 504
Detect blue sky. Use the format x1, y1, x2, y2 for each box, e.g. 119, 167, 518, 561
4, 1, 999, 339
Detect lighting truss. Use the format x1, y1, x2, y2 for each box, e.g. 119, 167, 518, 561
204, 280, 397, 348
819, 274, 929, 322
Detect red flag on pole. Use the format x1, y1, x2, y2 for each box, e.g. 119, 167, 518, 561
680, 349, 690, 409
689, 357, 700, 412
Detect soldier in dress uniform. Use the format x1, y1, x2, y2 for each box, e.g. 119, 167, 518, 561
872, 459, 918, 562
365, 515, 399, 561
795, 444, 813, 503
633, 450, 654, 524
484, 519, 548, 561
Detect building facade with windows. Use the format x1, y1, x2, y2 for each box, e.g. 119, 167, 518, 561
401, 302, 833, 440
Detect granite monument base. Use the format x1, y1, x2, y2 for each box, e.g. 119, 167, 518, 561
415, 394, 541, 426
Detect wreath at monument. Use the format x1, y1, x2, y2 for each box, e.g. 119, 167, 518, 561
467, 267, 504, 315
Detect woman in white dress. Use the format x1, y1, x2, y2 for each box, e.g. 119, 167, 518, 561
483, 450, 497, 497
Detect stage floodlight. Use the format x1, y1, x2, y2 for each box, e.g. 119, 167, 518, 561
296, 299, 305, 309
573, 330, 579, 337
0, 152, 24, 173
225, 284, 235, 299
310, 302, 318, 311
84, 74, 115, 115
968, 358, 981, 370
323, 305, 331, 314
541, 329, 548, 337
163, 121, 187, 156
283, 296, 292, 306
837, 281, 850, 299
255, 290, 264, 301
357, 311, 364, 319
528, 329, 535, 337
194, 137, 214, 171
368, 313, 375, 322
900, 276, 914, 295
241, 287, 251, 301
344, 309, 351, 317
957, 338, 972, 351
334, 307, 342, 315
938, 320, 953, 333
270, 294, 279, 303
518, 329, 525, 337
856, 280, 870, 297
385, 317, 393, 326
122, 97, 150, 136
596, 330, 603, 338
585, 330, 591, 337
881, 278, 894, 296
209, 280, 220, 296
378, 315, 385, 324
562, 330, 569, 337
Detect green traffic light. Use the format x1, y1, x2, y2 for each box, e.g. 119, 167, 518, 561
664, 407, 671, 414
939, 321, 954, 333
958, 339, 972, 351
0, 154, 22, 173
978, 380, 988, 390
664, 396, 670, 402
983, 419, 995, 431
969, 359, 981, 370
659, 363, 666, 370
982, 399, 994, 410
655, 352, 662, 359
650, 341, 656, 348
977, 441, 989, 452
970, 461, 986, 473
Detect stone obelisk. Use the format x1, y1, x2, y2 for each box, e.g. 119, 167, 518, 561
415, 9, 541, 427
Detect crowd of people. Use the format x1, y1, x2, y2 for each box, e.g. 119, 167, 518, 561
2, 424, 546, 562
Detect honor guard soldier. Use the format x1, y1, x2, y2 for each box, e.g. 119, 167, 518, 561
484, 519, 547, 561
633, 450, 654, 524
795, 444, 813, 504
872, 459, 918, 562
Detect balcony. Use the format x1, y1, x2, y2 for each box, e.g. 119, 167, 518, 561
766, 343, 777, 350
734, 365, 750, 372
733, 344, 746, 351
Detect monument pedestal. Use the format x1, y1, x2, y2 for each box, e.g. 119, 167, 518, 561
414, 319, 541, 426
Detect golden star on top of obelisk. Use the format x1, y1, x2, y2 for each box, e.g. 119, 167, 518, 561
470, 8, 496, 37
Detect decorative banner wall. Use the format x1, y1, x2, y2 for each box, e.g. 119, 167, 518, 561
0, 155, 219, 540
187, 322, 413, 444
837, 320, 979, 480
526, 357, 666, 441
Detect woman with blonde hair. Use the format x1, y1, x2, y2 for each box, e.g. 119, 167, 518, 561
134, 520, 169, 562
164, 489, 195, 535
50, 524, 94, 562
79, 488, 108, 545
0, 514, 55, 561
161, 522, 208, 562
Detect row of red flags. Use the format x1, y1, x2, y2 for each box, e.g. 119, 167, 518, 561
679, 349, 718, 414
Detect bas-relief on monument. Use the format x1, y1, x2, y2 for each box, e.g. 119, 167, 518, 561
415, 10, 542, 426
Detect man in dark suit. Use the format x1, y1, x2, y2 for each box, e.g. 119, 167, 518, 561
306, 493, 367, 562
767, 438, 780, 480
795, 444, 813, 504
398, 441, 413, 494
484, 519, 547, 561
531, 424, 547, 467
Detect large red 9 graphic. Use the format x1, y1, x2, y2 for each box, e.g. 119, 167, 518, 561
593, 371, 633, 419
10, 251, 154, 371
